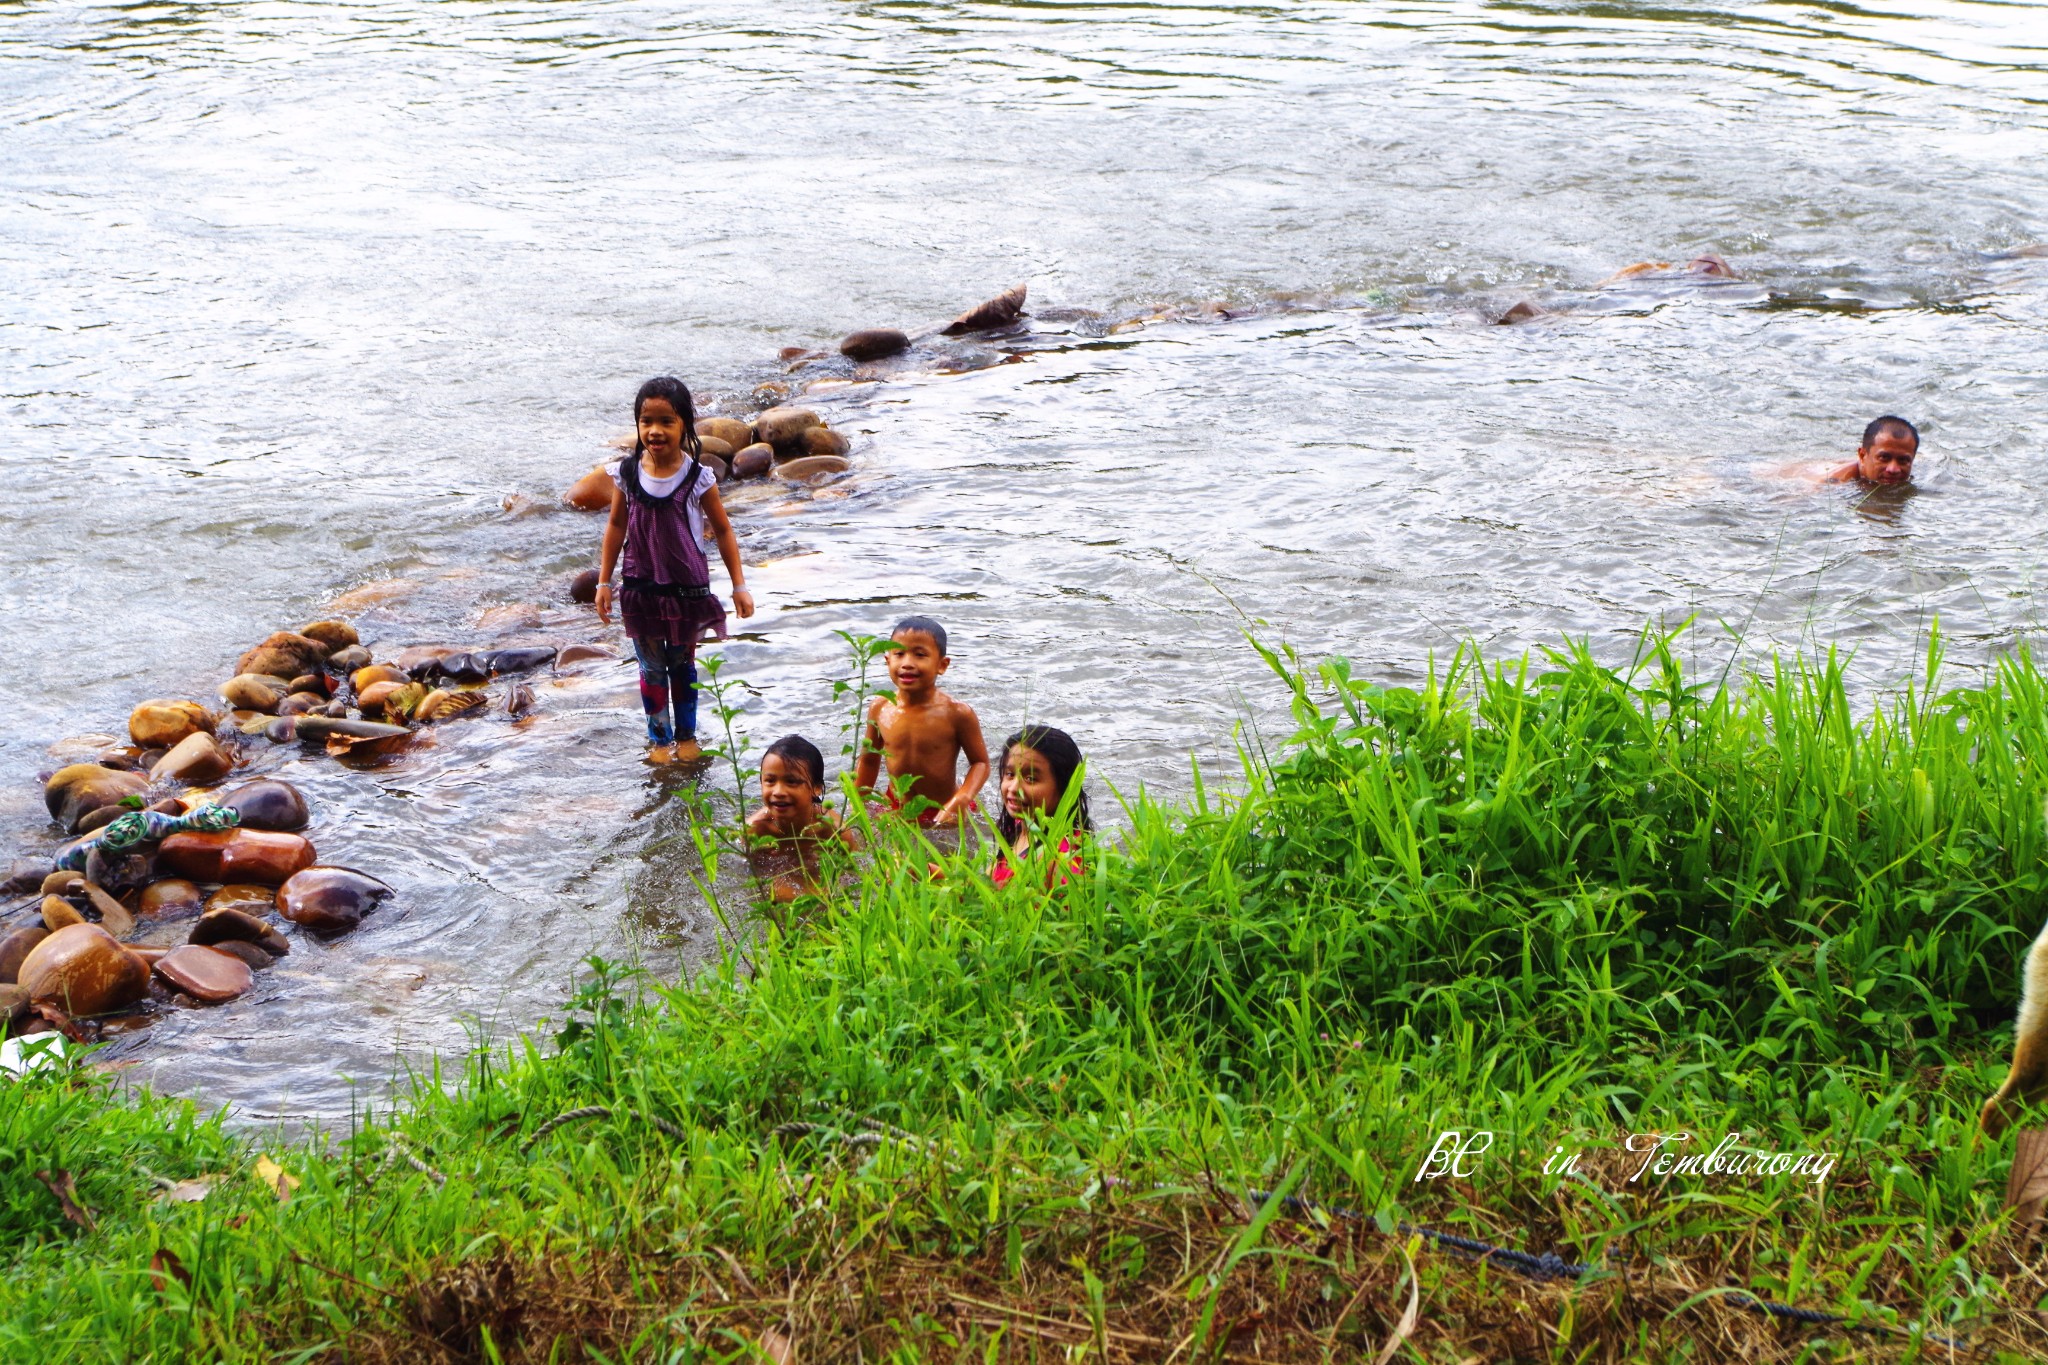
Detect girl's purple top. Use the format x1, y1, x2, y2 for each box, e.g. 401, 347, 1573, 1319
612, 453, 728, 647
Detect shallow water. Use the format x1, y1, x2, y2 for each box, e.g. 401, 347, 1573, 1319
2, 0, 2045, 1127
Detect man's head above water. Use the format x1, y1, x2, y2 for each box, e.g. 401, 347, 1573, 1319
1850, 415, 1919, 485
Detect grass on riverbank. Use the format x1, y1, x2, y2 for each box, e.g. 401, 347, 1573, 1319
5, 626, 2048, 1362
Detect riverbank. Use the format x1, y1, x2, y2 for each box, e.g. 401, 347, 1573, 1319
4, 628, 2045, 1362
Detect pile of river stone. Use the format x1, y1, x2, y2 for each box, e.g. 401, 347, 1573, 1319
0, 617, 558, 1040
565, 406, 854, 512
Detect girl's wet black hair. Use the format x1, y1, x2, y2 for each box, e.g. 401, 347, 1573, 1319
634, 376, 703, 460
996, 725, 1091, 846
763, 733, 826, 788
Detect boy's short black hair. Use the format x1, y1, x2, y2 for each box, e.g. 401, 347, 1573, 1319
1862, 415, 1919, 450
763, 734, 825, 787
891, 615, 948, 656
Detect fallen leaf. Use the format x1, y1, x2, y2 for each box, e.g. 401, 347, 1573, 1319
157, 1178, 215, 1205
758, 1326, 794, 1364
254, 1155, 299, 1202
150, 1248, 191, 1292
1374, 1246, 1421, 1365
2008, 1128, 2048, 1235
35, 1170, 97, 1232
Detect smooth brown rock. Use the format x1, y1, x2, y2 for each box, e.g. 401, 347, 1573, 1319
80, 881, 134, 940
800, 425, 850, 459
128, 700, 216, 750
288, 673, 331, 697
41, 895, 85, 931
941, 282, 1027, 335
755, 407, 821, 454
773, 455, 851, 484
278, 866, 392, 935
352, 664, 410, 693
138, 880, 205, 918
565, 466, 614, 511
74, 803, 129, 836
0, 983, 25, 1026
262, 716, 299, 743
236, 631, 330, 681
41, 871, 83, 896
277, 691, 327, 717
840, 327, 911, 362
732, 442, 775, 479
208, 939, 276, 971
220, 673, 291, 713
3, 859, 47, 895
217, 779, 309, 832
357, 680, 401, 715
697, 417, 753, 451
570, 568, 600, 604
695, 453, 729, 483
151, 732, 233, 785
557, 643, 616, 666
0, 926, 49, 984
44, 763, 151, 833
299, 620, 359, 652
16, 924, 150, 1015
158, 830, 317, 886
696, 435, 734, 460
189, 908, 290, 957
328, 644, 373, 673
205, 884, 276, 916
153, 945, 254, 1005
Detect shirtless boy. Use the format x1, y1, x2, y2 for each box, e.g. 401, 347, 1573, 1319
854, 616, 990, 825
746, 734, 854, 901
1827, 415, 1919, 486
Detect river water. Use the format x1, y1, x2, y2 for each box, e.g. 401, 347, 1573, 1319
2, 0, 2044, 1127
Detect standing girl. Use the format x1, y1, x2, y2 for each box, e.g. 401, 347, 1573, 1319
595, 376, 754, 763
992, 725, 1091, 888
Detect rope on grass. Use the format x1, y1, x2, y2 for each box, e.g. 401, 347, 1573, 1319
1249, 1189, 1973, 1351
770, 1117, 935, 1156
519, 1105, 688, 1153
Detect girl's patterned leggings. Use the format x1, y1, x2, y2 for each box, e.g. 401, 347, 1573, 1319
632, 637, 698, 745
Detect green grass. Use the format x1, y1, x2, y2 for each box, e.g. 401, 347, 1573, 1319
3, 625, 2047, 1362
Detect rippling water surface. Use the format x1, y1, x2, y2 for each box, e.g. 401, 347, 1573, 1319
2, 0, 2045, 1125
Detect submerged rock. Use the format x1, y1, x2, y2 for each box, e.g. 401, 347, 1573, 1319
44, 764, 152, 834
128, 700, 216, 750
277, 691, 327, 717
218, 779, 309, 832
207, 939, 276, 971
557, 643, 615, 666
486, 646, 556, 674
277, 866, 392, 935
189, 907, 290, 957
205, 884, 277, 917
15, 924, 149, 1016
138, 879, 205, 918
158, 829, 317, 886
774, 455, 851, 484
153, 945, 254, 1005
800, 425, 851, 459
732, 442, 775, 479
840, 327, 911, 362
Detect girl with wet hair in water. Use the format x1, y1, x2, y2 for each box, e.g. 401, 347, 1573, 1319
992, 725, 1091, 888
594, 376, 755, 763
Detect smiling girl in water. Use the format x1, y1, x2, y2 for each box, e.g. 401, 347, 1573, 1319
594, 376, 754, 763
992, 725, 1090, 888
